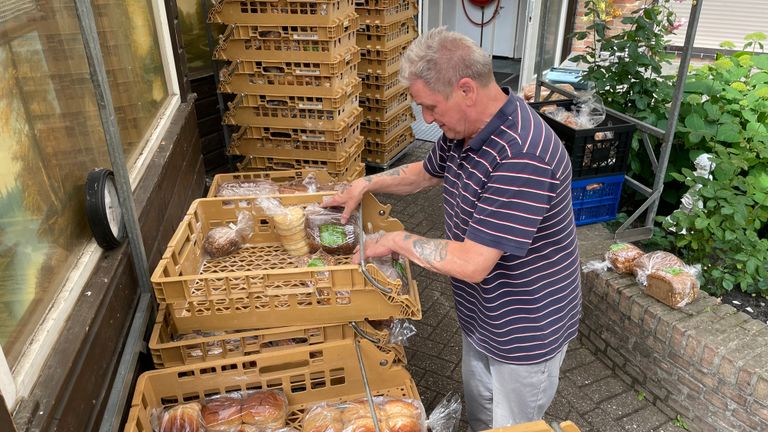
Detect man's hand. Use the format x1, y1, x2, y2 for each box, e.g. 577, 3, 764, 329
322, 179, 367, 223
351, 231, 394, 264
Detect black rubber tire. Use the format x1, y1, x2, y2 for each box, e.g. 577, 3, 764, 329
85, 168, 125, 250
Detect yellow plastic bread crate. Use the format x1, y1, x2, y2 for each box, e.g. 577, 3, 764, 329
229, 127, 360, 160
482, 421, 582, 432
237, 161, 365, 182
339, 161, 366, 181
359, 37, 413, 76
234, 107, 362, 145
360, 87, 411, 121
223, 94, 360, 129
363, 127, 414, 165
151, 193, 421, 326
356, 17, 416, 50
124, 339, 419, 432
218, 52, 360, 96
214, 13, 358, 62
361, 69, 406, 99
361, 102, 415, 143
355, 0, 409, 8
356, 0, 417, 25
149, 303, 406, 368
236, 135, 363, 173
207, 169, 337, 198
208, 0, 356, 26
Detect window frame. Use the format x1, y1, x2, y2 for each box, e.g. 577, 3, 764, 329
0, 0, 180, 410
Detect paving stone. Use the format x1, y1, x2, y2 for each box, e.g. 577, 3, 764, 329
562, 347, 598, 372
582, 407, 625, 431
584, 376, 630, 403
569, 360, 614, 386
599, 391, 650, 419
619, 405, 671, 431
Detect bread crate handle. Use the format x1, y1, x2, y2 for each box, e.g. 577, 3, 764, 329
357, 205, 393, 295
349, 321, 382, 344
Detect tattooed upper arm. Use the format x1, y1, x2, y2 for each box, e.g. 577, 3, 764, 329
412, 238, 448, 265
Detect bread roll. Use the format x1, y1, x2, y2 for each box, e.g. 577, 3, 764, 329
386, 416, 420, 432
303, 404, 344, 432
605, 243, 645, 274
646, 267, 699, 309
380, 400, 420, 419
341, 401, 384, 423
202, 395, 242, 431
160, 402, 203, 432
241, 389, 288, 428
343, 417, 383, 432
235, 425, 261, 432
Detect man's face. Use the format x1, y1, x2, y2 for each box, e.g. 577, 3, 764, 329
410, 80, 467, 140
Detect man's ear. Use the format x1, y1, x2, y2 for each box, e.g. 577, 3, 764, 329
457, 78, 477, 104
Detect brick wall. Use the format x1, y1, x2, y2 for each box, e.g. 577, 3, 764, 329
571, 0, 638, 53
579, 264, 768, 431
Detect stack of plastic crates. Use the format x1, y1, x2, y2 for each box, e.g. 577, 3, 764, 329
123, 170, 423, 431
209, 0, 365, 181
528, 100, 636, 226
355, 0, 417, 167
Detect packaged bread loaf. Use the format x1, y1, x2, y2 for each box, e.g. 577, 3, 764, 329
202, 394, 243, 431
241, 389, 288, 428
159, 402, 203, 432
216, 179, 279, 197
632, 250, 685, 286
605, 243, 645, 274
304, 204, 359, 255
258, 197, 310, 256
646, 267, 699, 309
203, 210, 255, 259
303, 397, 425, 432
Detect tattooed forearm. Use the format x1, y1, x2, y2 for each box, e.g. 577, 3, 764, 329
364, 166, 406, 183
412, 238, 448, 266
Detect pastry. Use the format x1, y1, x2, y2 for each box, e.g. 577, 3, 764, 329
241, 389, 288, 428
303, 404, 344, 432
202, 395, 242, 431
160, 402, 203, 432
605, 243, 645, 274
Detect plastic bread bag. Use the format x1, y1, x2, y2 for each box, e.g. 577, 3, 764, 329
216, 179, 280, 197
295, 250, 337, 291
240, 389, 290, 429
387, 319, 417, 346
201, 393, 244, 431
151, 402, 204, 432
173, 331, 227, 358
573, 86, 606, 129
302, 402, 345, 432
605, 243, 646, 274
581, 259, 612, 274
646, 265, 701, 309
204, 210, 255, 259
632, 250, 687, 286
369, 254, 410, 295
277, 172, 320, 194
258, 197, 310, 256
341, 396, 426, 432
426, 392, 462, 432
304, 204, 359, 255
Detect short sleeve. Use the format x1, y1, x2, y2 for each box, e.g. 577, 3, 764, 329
422, 135, 449, 178
465, 155, 558, 256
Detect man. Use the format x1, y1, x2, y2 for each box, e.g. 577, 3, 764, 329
325, 27, 581, 431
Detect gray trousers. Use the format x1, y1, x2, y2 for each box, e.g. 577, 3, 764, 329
461, 334, 568, 432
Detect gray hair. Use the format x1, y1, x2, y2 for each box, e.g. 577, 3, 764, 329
399, 27, 494, 99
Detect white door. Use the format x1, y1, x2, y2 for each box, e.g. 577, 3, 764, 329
518, 0, 569, 92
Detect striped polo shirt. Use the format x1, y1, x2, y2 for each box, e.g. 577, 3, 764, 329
423, 90, 581, 364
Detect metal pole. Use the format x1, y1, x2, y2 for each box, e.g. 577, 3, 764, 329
533, 0, 549, 102
644, 0, 703, 227
73, 1, 155, 430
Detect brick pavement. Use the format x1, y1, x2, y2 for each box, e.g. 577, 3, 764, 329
374, 140, 680, 432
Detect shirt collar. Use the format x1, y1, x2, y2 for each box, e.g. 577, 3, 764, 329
465, 86, 519, 151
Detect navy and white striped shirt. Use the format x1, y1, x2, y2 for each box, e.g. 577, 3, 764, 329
423, 90, 581, 364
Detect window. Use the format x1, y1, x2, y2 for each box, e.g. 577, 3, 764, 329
0, 0, 178, 407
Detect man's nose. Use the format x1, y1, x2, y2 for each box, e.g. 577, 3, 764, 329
422, 111, 434, 124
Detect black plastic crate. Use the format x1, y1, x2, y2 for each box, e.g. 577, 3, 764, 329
529, 99, 635, 179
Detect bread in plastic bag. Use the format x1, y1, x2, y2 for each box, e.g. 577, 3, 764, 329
302, 403, 345, 432
303, 396, 426, 432
174, 331, 228, 358
204, 210, 255, 259
632, 251, 685, 286
154, 402, 204, 432
426, 392, 462, 432
368, 319, 417, 346
646, 266, 700, 309
203, 393, 243, 431
241, 389, 289, 428
370, 254, 410, 295
304, 204, 359, 255
605, 243, 645, 274
258, 197, 310, 256
216, 179, 280, 197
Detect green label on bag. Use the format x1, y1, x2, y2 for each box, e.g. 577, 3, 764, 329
609, 243, 628, 252
663, 267, 685, 276
393, 260, 406, 279
319, 225, 346, 247
307, 258, 325, 267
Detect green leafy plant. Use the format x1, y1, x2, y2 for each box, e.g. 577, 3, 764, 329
661, 51, 768, 296
673, 415, 689, 430
570, 0, 680, 206
636, 390, 646, 401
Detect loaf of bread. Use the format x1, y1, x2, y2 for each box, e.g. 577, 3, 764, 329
241, 389, 288, 428
202, 394, 242, 431
160, 402, 203, 432
632, 251, 686, 285
605, 243, 645, 274
216, 180, 279, 197
304, 205, 359, 256
204, 226, 242, 259
302, 404, 344, 432
646, 267, 699, 309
